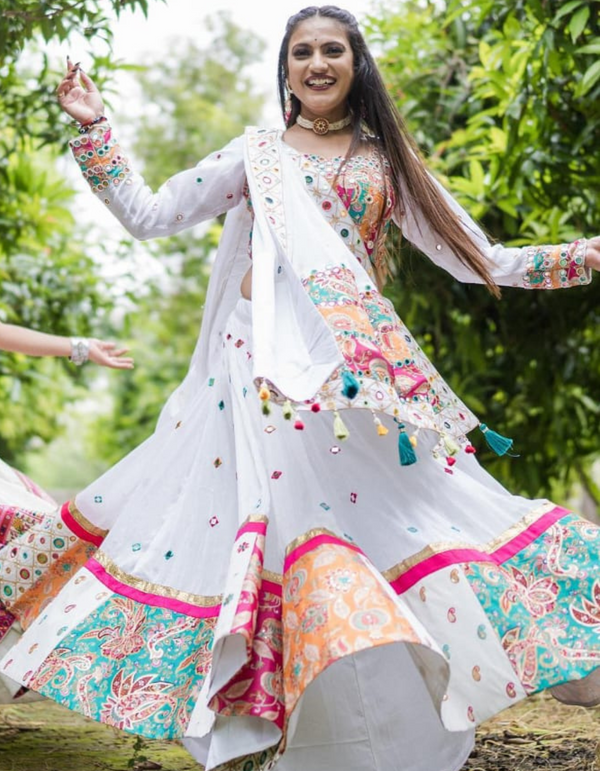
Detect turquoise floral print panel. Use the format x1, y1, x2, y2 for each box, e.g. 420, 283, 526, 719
30, 595, 216, 738
465, 513, 600, 694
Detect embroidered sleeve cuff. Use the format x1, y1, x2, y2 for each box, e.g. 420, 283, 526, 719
522, 238, 591, 289
69, 120, 132, 194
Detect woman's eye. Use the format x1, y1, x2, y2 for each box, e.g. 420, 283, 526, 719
326, 46, 344, 55
293, 48, 310, 58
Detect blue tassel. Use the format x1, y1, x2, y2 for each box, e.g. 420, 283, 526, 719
479, 423, 516, 456
341, 369, 359, 400
397, 424, 417, 466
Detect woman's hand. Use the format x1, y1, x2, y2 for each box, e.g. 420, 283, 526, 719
56, 57, 104, 125
585, 236, 600, 272
88, 339, 134, 370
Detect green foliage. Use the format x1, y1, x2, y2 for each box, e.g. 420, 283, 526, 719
0, 0, 161, 464
0, 141, 113, 462
91, 15, 265, 463
133, 12, 266, 185
0, 0, 159, 151
367, 0, 600, 504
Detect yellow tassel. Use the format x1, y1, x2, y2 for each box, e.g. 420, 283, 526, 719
333, 410, 350, 441
375, 419, 388, 436
258, 383, 270, 402
372, 411, 388, 436
409, 428, 420, 448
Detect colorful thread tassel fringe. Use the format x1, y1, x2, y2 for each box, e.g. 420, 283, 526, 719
341, 370, 360, 400
442, 433, 461, 457
479, 423, 516, 456
333, 410, 350, 441
259, 381, 271, 415
397, 423, 417, 466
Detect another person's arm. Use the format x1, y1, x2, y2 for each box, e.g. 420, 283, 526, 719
0, 323, 133, 369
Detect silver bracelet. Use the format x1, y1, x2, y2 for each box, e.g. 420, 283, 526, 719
69, 337, 90, 366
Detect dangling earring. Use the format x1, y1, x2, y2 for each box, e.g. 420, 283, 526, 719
284, 79, 293, 125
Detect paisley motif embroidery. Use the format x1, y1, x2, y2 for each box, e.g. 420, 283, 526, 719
465, 512, 600, 693
30, 596, 217, 738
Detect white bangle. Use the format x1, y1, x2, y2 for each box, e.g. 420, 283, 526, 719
69, 337, 90, 366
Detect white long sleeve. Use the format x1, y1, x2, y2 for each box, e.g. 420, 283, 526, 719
396, 173, 590, 290
70, 120, 246, 240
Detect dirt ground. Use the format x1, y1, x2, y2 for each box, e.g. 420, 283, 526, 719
0, 693, 598, 771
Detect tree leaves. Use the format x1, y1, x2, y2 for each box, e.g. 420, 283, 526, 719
367, 0, 600, 509
0, 0, 157, 464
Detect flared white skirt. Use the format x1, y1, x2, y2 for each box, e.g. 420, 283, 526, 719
1, 298, 599, 771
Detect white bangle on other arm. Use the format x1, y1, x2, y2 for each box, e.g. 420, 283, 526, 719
69, 337, 90, 366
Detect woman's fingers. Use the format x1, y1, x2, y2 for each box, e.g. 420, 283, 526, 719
56, 67, 81, 98
105, 356, 134, 369
56, 63, 104, 121
78, 69, 97, 93
91, 341, 134, 368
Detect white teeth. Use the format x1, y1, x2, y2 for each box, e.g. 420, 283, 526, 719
308, 78, 334, 86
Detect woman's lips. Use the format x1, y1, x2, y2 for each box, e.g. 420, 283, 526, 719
305, 78, 336, 90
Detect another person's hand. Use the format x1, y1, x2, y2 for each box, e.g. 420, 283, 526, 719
585, 236, 600, 272
88, 340, 134, 370
56, 57, 104, 125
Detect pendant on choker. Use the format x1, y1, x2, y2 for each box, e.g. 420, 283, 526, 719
296, 114, 352, 135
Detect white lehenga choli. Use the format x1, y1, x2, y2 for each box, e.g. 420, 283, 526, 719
0, 124, 598, 771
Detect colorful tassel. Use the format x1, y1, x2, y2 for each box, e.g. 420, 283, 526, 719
409, 429, 420, 448
258, 382, 270, 402
333, 410, 350, 441
259, 380, 271, 415
294, 418, 305, 431
372, 412, 389, 436
282, 400, 293, 420
397, 423, 417, 466
311, 403, 321, 413
442, 433, 461, 457
341, 369, 360, 400
465, 444, 476, 454
479, 423, 516, 456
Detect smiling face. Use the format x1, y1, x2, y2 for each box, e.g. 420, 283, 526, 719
286, 16, 354, 123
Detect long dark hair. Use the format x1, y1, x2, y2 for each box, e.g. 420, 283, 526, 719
277, 5, 500, 296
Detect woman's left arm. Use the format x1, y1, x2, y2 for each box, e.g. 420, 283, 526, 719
398, 173, 598, 289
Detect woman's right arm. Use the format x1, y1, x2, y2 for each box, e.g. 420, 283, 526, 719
57, 63, 246, 240
0, 323, 133, 369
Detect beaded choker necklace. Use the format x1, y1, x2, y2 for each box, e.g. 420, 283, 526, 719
296, 113, 352, 136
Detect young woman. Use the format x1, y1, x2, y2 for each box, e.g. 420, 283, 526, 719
2, 6, 598, 770
0, 324, 132, 701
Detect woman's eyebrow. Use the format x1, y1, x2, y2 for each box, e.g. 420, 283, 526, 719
291, 39, 347, 50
